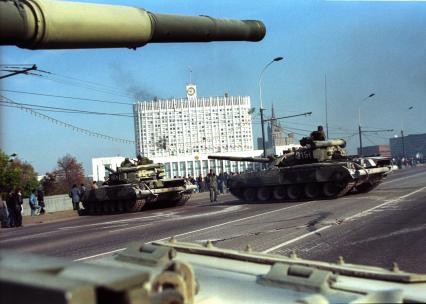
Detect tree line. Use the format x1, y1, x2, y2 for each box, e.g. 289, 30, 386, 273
0, 150, 85, 197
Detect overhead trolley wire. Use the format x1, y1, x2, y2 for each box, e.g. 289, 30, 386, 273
0, 99, 134, 117
0, 89, 134, 106
0, 95, 135, 144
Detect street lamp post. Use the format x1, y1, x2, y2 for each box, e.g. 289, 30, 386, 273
401, 106, 413, 159
358, 93, 375, 156
258, 57, 283, 158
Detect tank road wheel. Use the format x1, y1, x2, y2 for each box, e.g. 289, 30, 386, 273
126, 199, 145, 212
304, 183, 320, 199
95, 201, 103, 214
102, 202, 110, 214
287, 185, 302, 200
257, 187, 272, 202
272, 186, 286, 201
109, 201, 116, 213
87, 202, 96, 215
243, 188, 257, 202
175, 193, 191, 207
323, 182, 340, 198
117, 200, 124, 212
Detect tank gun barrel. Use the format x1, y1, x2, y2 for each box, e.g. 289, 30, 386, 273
300, 138, 347, 149
0, 0, 266, 50
313, 139, 346, 148
208, 155, 271, 163
104, 166, 116, 174
117, 163, 164, 173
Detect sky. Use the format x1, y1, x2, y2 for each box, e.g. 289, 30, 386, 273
1, 0, 425, 176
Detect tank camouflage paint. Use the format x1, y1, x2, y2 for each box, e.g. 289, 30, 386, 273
81, 159, 196, 215
209, 138, 392, 202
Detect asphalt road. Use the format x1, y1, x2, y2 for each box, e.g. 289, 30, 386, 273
1, 166, 425, 273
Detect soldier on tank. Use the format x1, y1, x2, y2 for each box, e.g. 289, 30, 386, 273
121, 158, 133, 167
137, 154, 153, 165
310, 125, 326, 141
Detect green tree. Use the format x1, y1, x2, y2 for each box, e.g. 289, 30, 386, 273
0, 150, 39, 197
41, 154, 85, 195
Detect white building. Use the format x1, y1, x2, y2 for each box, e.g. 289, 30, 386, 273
133, 84, 257, 177
92, 156, 125, 182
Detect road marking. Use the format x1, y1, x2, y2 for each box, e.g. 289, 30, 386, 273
108, 223, 152, 233
261, 186, 426, 254
60, 213, 175, 230
381, 170, 426, 185
344, 186, 426, 221
74, 201, 315, 261
74, 248, 126, 261
348, 224, 426, 246
154, 201, 317, 242
73, 174, 426, 261
262, 226, 332, 253
0, 230, 62, 243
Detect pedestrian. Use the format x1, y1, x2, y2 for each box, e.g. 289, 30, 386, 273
69, 184, 81, 211
37, 189, 46, 214
80, 183, 86, 197
223, 172, 229, 193
6, 190, 16, 227
208, 170, 218, 203
29, 189, 41, 216
91, 181, 98, 190
205, 173, 211, 191
14, 189, 23, 227
0, 194, 11, 228
218, 173, 224, 194
197, 175, 203, 192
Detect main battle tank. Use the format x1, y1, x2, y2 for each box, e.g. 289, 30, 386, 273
81, 158, 196, 215
0, 0, 265, 49
209, 138, 392, 202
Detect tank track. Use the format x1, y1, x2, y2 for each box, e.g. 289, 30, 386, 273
230, 181, 356, 203
82, 199, 146, 215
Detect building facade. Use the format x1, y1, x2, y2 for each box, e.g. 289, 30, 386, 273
389, 133, 426, 159
92, 156, 125, 182
357, 145, 391, 157
133, 84, 256, 177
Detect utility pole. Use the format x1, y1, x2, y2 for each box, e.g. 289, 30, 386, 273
401, 106, 413, 159
324, 74, 329, 139
358, 93, 375, 156
258, 57, 283, 159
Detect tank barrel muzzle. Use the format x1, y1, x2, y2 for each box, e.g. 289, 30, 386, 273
208, 155, 271, 163
0, 0, 266, 49
148, 13, 265, 43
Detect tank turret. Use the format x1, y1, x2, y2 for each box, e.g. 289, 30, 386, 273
0, 0, 266, 50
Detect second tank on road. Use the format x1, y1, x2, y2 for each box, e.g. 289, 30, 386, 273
81, 157, 196, 215
209, 138, 392, 202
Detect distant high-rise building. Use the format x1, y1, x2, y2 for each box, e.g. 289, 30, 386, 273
269, 104, 286, 147
133, 84, 260, 177
266, 104, 295, 149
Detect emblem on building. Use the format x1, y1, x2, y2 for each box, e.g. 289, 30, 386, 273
186, 84, 197, 99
